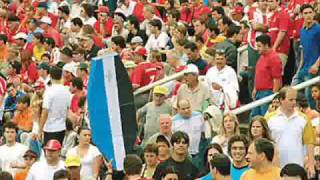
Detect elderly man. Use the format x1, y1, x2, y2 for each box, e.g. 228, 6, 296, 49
137, 86, 172, 141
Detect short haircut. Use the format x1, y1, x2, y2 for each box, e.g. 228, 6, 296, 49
0, 171, 13, 180
111, 36, 126, 49
71, 77, 83, 90
17, 95, 31, 106
150, 19, 162, 30
210, 154, 231, 176
256, 34, 271, 47
226, 24, 240, 38
127, 15, 140, 30
212, 6, 225, 16
254, 138, 274, 162
184, 41, 198, 51
228, 135, 249, 157
124, 154, 143, 176
207, 23, 220, 36
160, 166, 180, 179
44, 37, 56, 48
71, 17, 83, 28
144, 143, 159, 155
221, 16, 233, 26
3, 121, 18, 133
33, 32, 45, 44
53, 169, 71, 180
278, 86, 296, 101
50, 65, 63, 80
171, 131, 190, 146
300, 4, 314, 13
168, 9, 180, 22
58, 5, 70, 15
280, 163, 308, 180
156, 135, 170, 147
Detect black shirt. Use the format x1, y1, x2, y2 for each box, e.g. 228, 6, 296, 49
85, 45, 101, 61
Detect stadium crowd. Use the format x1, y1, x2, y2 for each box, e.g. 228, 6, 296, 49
0, 0, 319, 179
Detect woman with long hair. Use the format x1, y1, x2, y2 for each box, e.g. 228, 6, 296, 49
66, 128, 103, 179
211, 113, 240, 154
199, 143, 223, 180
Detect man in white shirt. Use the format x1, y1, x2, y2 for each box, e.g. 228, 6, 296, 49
172, 99, 205, 156
26, 139, 65, 180
39, 66, 71, 146
140, 4, 165, 36
145, 19, 170, 53
0, 122, 28, 176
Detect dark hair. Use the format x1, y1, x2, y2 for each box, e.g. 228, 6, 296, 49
124, 154, 143, 176
226, 24, 240, 38
81, 3, 95, 17
195, 35, 205, 44
3, 121, 18, 133
203, 143, 223, 170
71, 17, 83, 28
168, 9, 180, 22
300, 4, 314, 13
41, 53, 51, 61
0, 171, 13, 180
44, 37, 56, 48
8, 61, 21, 74
280, 163, 308, 180
53, 169, 71, 180
184, 41, 198, 51
144, 143, 159, 155
256, 34, 271, 47
212, 6, 225, 16
33, 32, 45, 44
228, 135, 249, 157
160, 166, 180, 179
0, 34, 8, 44
254, 138, 274, 162
248, 116, 272, 142
221, 16, 233, 27
58, 5, 70, 15
17, 95, 31, 106
217, 0, 227, 6
66, 118, 74, 131
210, 154, 231, 176
207, 23, 220, 36
171, 131, 189, 146
156, 135, 170, 147
150, 19, 162, 30
71, 77, 83, 90
50, 66, 63, 80
297, 93, 309, 108
127, 15, 140, 30
111, 36, 126, 49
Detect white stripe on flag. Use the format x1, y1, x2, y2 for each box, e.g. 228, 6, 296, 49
102, 55, 126, 170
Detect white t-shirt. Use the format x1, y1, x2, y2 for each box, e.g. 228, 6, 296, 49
66, 145, 101, 178
0, 143, 28, 176
42, 84, 71, 132
26, 160, 65, 180
145, 32, 170, 52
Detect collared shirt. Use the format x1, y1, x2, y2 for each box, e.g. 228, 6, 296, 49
145, 32, 170, 52
254, 50, 282, 91
266, 110, 316, 167
176, 82, 211, 112
172, 112, 205, 155
131, 62, 158, 88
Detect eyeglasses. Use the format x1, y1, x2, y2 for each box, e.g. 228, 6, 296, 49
215, 48, 226, 54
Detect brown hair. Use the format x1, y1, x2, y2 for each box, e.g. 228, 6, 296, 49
219, 113, 240, 136
144, 143, 159, 155
20, 50, 33, 68
248, 116, 273, 142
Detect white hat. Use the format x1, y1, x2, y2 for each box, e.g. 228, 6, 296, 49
40, 16, 52, 25
185, 64, 199, 74
13, 32, 27, 40
63, 63, 77, 76
130, 36, 143, 44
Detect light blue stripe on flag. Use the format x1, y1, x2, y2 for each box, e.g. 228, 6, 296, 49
87, 54, 125, 170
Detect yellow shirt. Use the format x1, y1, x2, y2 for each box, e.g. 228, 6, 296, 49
241, 166, 280, 180
33, 45, 46, 62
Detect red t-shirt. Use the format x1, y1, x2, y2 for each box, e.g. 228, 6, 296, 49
268, 10, 291, 54
21, 62, 39, 84
132, 1, 161, 22
44, 27, 63, 48
93, 17, 113, 38
255, 50, 282, 91
131, 62, 158, 88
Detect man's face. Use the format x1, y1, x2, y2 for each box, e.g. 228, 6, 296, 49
211, 11, 221, 21
231, 141, 247, 163
215, 54, 227, 69
157, 142, 170, 156
246, 143, 260, 168
68, 166, 81, 180
302, 7, 315, 24
173, 138, 188, 155
17, 102, 27, 111
159, 117, 172, 134
45, 149, 60, 162
256, 42, 268, 54
193, 20, 205, 36
184, 48, 198, 61
311, 86, 320, 100
178, 100, 192, 118
280, 90, 297, 112
143, 9, 152, 20
184, 73, 198, 86
144, 152, 158, 166
15, 39, 25, 46
153, 93, 165, 106
258, 0, 268, 11
7, 86, 16, 97
267, 0, 278, 11
150, 25, 158, 34
4, 128, 16, 143
113, 19, 123, 31
24, 156, 36, 167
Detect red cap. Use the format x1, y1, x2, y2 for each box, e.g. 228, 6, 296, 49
96, 6, 109, 13
175, 65, 187, 72
44, 139, 61, 150
34, 81, 45, 89
232, 6, 244, 14
134, 47, 147, 57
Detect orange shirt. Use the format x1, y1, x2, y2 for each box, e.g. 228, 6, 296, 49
12, 108, 33, 132
0, 45, 8, 62
14, 168, 29, 180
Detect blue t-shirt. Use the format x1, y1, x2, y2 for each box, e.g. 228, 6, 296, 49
300, 23, 320, 74
200, 173, 212, 180
231, 164, 250, 180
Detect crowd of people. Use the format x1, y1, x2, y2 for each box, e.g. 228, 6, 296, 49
0, 0, 319, 179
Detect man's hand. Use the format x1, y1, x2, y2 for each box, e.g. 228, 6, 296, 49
306, 161, 316, 179
309, 63, 319, 75
211, 83, 222, 90
252, 89, 257, 100
37, 131, 43, 143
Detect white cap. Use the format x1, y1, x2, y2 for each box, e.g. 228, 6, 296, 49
185, 64, 199, 74
40, 16, 52, 25
63, 63, 77, 76
13, 32, 27, 40
131, 36, 143, 44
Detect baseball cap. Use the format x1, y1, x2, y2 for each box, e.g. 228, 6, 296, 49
23, 150, 38, 159
184, 64, 199, 75
44, 139, 62, 151
33, 81, 45, 89
153, 86, 168, 95
65, 155, 81, 167
96, 6, 109, 14
60, 46, 73, 57
232, 6, 244, 14
38, 62, 50, 71
13, 32, 28, 40
134, 47, 147, 57
40, 16, 52, 25
63, 63, 77, 76
130, 36, 143, 44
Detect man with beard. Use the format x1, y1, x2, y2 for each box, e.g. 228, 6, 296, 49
153, 131, 199, 180
228, 135, 250, 180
